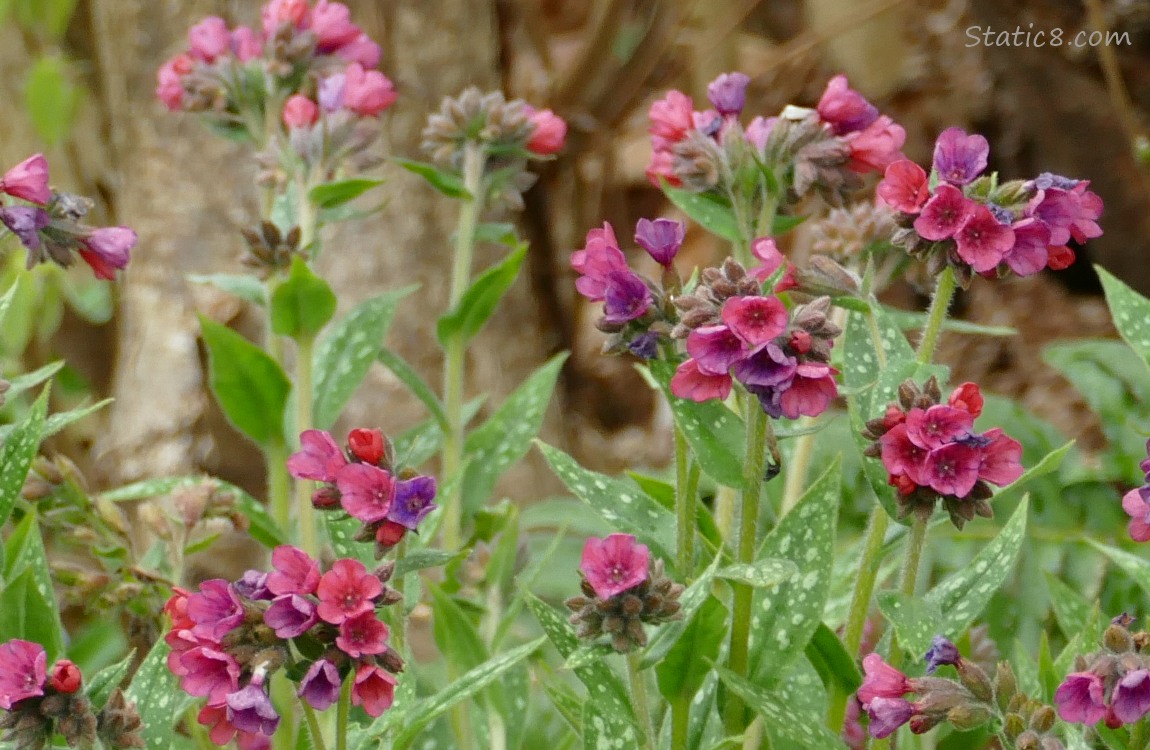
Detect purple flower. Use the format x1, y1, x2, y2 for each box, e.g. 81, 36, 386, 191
0, 640, 46, 710
913, 185, 974, 241
867, 697, 916, 739
923, 636, 961, 674
722, 295, 788, 349
226, 683, 280, 736
904, 405, 974, 450
634, 218, 684, 267
733, 342, 796, 388
266, 545, 321, 597
572, 223, 628, 302
336, 463, 397, 524
0, 206, 48, 251
263, 594, 319, 638
234, 570, 272, 601
816, 75, 878, 136
954, 204, 1015, 273
627, 331, 660, 360
1055, 671, 1107, 724
580, 533, 649, 600
287, 430, 348, 483
1003, 218, 1051, 277
389, 475, 438, 530
923, 442, 982, 497
1031, 172, 1080, 191
1121, 489, 1150, 542
932, 127, 989, 185
706, 72, 751, 117
178, 647, 241, 705
1112, 669, 1150, 724
601, 271, 652, 325
336, 611, 390, 658
298, 659, 342, 712
686, 325, 747, 376
186, 579, 245, 640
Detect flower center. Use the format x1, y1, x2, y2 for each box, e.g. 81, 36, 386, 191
609, 564, 625, 582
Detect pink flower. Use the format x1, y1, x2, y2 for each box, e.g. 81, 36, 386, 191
283, 95, 319, 129
648, 90, 694, 151
706, 72, 750, 117
1003, 218, 1051, 277
922, 442, 982, 497
686, 325, 748, 376
580, 533, 650, 600
947, 383, 984, 417
1, 153, 51, 205
352, 663, 397, 717
954, 204, 1015, 273
0, 640, 46, 710
879, 425, 927, 486
178, 646, 241, 705
341, 64, 397, 117
645, 149, 678, 188
779, 363, 838, 419
264, 594, 319, 638
78, 226, 136, 280
932, 127, 989, 186
857, 653, 911, 706
877, 160, 929, 214
188, 16, 232, 62
977, 428, 1023, 486
333, 33, 382, 69
198, 705, 271, 750
670, 358, 733, 402
904, 405, 974, 450
1047, 244, 1075, 271
156, 54, 194, 111
844, 116, 905, 174
336, 611, 389, 657
816, 75, 878, 136
187, 579, 245, 640
316, 558, 383, 624
526, 108, 567, 155
571, 222, 628, 301
867, 697, 916, 739
1112, 669, 1150, 725
748, 237, 798, 291
298, 659, 341, 711
1123, 489, 1150, 542
287, 430, 348, 483
261, 0, 310, 36
165, 587, 195, 630
311, 1, 361, 51
231, 26, 263, 62
913, 185, 974, 241
336, 463, 397, 523
745, 116, 776, 153
266, 545, 321, 596
1055, 672, 1107, 724
721, 296, 788, 349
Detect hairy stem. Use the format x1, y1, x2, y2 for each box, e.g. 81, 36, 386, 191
300, 699, 329, 750
915, 266, 956, 365
266, 440, 291, 533
294, 334, 317, 557
671, 695, 691, 750
627, 652, 657, 750
336, 673, 351, 750
674, 425, 696, 576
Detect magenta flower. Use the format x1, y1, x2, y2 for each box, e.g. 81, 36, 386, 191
266, 545, 321, 597
188, 16, 231, 62
333, 33, 381, 68
816, 75, 878, 136
1003, 218, 1051, 277
1055, 671, 1107, 724
1, 153, 51, 205
336, 611, 390, 658
340, 63, 397, 117
904, 405, 974, 450
352, 663, 397, 717
263, 594, 319, 639
778, 363, 838, 420
744, 115, 776, 153
78, 226, 136, 280
156, 54, 193, 111
867, 697, 916, 739
1122, 489, 1150, 542
283, 95, 319, 129
913, 185, 974, 241
336, 463, 397, 524
310, 0, 361, 51
669, 359, 732, 403
686, 325, 748, 376
525, 108, 567, 155
954, 204, 1015, 273
261, 0, 309, 36
186, 579, 245, 640
878, 426, 928, 487
0, 640, 46, 710
580, 533, 650, 600
234, 570, 273, 601
721, 296, 788, 349
0, 206, 49, 251
733, 343, 797, 388
230, 26, 263, 62
178, 647, 241, 705
877, 160, 929, 214
857, 653, 911, 706
601, 271, 652, 325
226, 683, 280, 736
932, 127, 989, 185
389, 475, 438, 530
572, 223, 629, 301
922, 443, 982, 497
706, 72, 750, 117
298, 659, 342, 711
648, 90, 695, 151
198, 705, 252, 749
287, 430, 348, 483
316, 558, 383, 624
1112, 669, 1150, 724
977, 429, 1024, 486
948, 383, 984, 417
634, 218, 684, 267
844, 116, 906, 174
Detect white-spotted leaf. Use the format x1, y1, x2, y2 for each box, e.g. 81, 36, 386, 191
126, 640, 195, 750
0, 388, 48, 527
717, 558, 798, 588
1098, 265, 1150, 372
717, 667, 847, 749
877, 590, 944, 658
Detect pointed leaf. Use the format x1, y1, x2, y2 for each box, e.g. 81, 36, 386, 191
3, 361, 64, 400
805, 621, 862, 695
436, 243, 528, 346
583, 701, 641, 750
393, 158, 470, 198
1097, 265, 1150, 372
188, 273, 267, 306
199, 317, 291, 445
717, 558, 798, 588
0, 279, 19, 325
877, 590, 945, 658
126, 640, 195, 750
307, 178, 384, 209
656, 595, 727, 701
378, 347, 448, 430
717, 667, 847, 749
0, 387, 48, 527
270, 256, 337, 338
85, 649, 135, 710
662, 185, 740, 243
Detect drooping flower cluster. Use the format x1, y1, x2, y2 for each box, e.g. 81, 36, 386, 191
0, 639, 144, 749
0, 154, 137, 280
878, 127, 1104, 283
288, 428, 437, 556
1056, 618, 1150, 731
166, 547, 404, 747
565, 534, 683, 653
647, 73, 904, 205
667, 243, 839, 419
570, 218, 686, 359
1121, 439, 1150, 542
861, 378, 1023, 527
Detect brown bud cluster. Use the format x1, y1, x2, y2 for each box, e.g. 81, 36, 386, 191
241, 220, 303, 276
761, 113, 859, 204
810, 201, 898, 263
670, 257, 762, 338
0, 685, 144, 750
565, 559, 684, 653
421, 87, 534, 168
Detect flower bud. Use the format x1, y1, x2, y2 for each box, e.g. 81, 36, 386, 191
348, 428, 385, 465
525, 108, 566, 155
1029, 704, 1056, 733
946, 704, 992, 731
1016, 731, 1041, 750
283, 95, 319, 129
1105, 623, 1135, 654
956, 659, 993, 703
995, 662, 1018, 712
1003, 711, 1027, 739
49, 660, 82, 694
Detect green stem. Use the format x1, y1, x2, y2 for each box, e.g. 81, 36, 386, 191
1131, 720, 1150, 750
266, 440, 291, 532
915, 266, 957, 365
441, 143, 486, 552
626, 652, 656, 750
671, 695, 691, 750
674, 425, 695, 576
336, 672, 351, 750
294, 333, 317, 557
900, 516, 928, 597
300, 699, 330, 750
724, 400, 770, 734
391, 536, 407, 654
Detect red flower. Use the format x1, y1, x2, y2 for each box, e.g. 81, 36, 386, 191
351, 663, 397, 717
347, 428, 385, 464
316, 558, 383, 625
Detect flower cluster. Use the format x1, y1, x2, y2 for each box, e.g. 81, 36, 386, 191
667, 244, 839, 419
878, 127, 1104, 283
647, 73, 904, 204
166, 547, 404, 747
861, 378, 1023, 527
288, 428, 437, 556
0, 639, 143, 749
570, 218, 686, 359
1121, 439, 1150, 542
565, 534, 683, 653
1055, 617, 1150, 730
0, 154, 137, 280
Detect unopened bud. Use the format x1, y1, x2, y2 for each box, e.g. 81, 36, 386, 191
995, 662, 1017, 712
376, 587, 403, 606
1029, 705, 1055, 733
1039, 736, 1065, 750
1003, 712, 1026, 739
373, 561, 396, 583
1015, 731, 1041, 750
49, 660, 83, 693
138, 503, 172, 540
348, 428, 386, 465
379, 646, 405, 673
21, 476, 54, 501
96, 498, 130, 537
171, 486, 210, 527
312, 486, 342, 510
1104, 623, 1135, 654
946, 704, 991, 731
956, 659, 993, 703
33, 456, 64, 484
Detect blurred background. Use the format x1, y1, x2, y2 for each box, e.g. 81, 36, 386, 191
0, 0, 1148, 530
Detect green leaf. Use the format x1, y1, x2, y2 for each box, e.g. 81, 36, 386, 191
657, 595, 727, 702
475, 222, 519, 247
39, 398, 113, 439
460, 354, 566, 514
312, 286, 415, 430
1097, 265, 1150, 372
771, 213, 807, 235
0, 387, 48, 527
884, 307, 1017, 338
645, 361, 745, 489
877, 590, 945, 658
199, 317, 291, 445
641, 553, 724, 670
536, 441, 675, 564
805, 622, 862, 696
2, 361, 64, 400
717, 667, 847, 749
583, 701, 642, 750
84, 649, 135, 710
428, 583, 487, 674
187, 273, 267, 306
378, 347, 448, 430
307, 178, 385, 209
1044, 571, 1094, 643
564, 644, 617, 671
628, 471, 724, 550
126, 640, 195, 750
662, 185, 740, 243
542, 678, 584, 737
1, 516, 65, 660
0, 279, 18, 325
395, 549, 461, 579
717, 558, 798, 588
748, 457, 840, 682
25, 55, 80, 146
437, 244, 528, 346
270, 256, 337, 338
1088, 539, 1150, 600
393, 157, 470, 198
